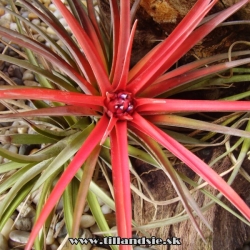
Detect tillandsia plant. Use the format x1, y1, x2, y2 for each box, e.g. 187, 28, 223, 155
0, 0, 250, 249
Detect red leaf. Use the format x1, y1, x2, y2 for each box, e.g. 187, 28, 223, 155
127, 0, 217, 94
110, 122, 132, 248
52, 0, 111, 95
130, 113, 250, 221
25, 115, 109, 250
114, 20, 138, 91
136, 99, 250, 114
0, 105, 100, 119
0, 87, 104, 107
141, 57, 250, 97
112, 1, 131, 88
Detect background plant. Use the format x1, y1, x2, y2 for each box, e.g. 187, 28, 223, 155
0, 0, 250, 249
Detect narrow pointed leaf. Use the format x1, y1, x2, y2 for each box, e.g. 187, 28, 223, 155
0, 86, 104, 107
0, 26, 97, 94
110, 122, 132, 247
131, 113, 250, 221
71, 145, 101, 240
19, 0, 97, 83
129, 127, 211, 238
0, 105, 99, 119
112, 1, 131, 88
137, 99, 250, 114
114, 20, 138, 91
52, 0, 111, 95
25, 116, 109, 250
141, 57, 250, 97
146, 114, 250, 139
127, 0, 218, 93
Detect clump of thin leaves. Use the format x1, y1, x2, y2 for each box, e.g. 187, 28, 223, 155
0, 0, 250, 249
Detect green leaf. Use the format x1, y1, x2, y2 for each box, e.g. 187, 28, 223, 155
0, 134, 57, 145
0, 54, 77, 92
0, 177, 38, 231
0, 159, 52, 219
87, 191, 119, 250
0, 163, 35, 194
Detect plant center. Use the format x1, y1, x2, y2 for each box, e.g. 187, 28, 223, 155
104, 90, 135, 120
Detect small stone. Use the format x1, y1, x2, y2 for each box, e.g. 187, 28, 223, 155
89, 224, 100, 234
8, 65, 23, 79
97, 190, 110, 206
81, 228, 92, 238
0, 8, 5, 17
8, 145, 18, 154
2, 144, 10, 150
36, 34, 46, 43
0, 218, 14, 240
84, 204, 90, 213
21, 11, 29, 19
101, 204, 112, 215
53, 9, 62, 19
0, 233, 8, 250
22, 70, 34, 81
11, 42, 20, 50
48, 3, 56, 11
79, 229, 92, 249
18, 144, 36, 155
15, 217, 32, 231
59, 18, 67, 26
28, 12, 38, 20
42, 0, 51, 7
10, 77, 23, 85
40, 22, 47, 28
23, 80, 39, 87
55, 197, 63, 210
46, 226, 55, 245
48, 33, 59, 41
8, 50, 18, 57
0, 18, 10, 28
55, 220, 67, 238
10, 22, 17, 31
45, 41, 51, 47
56, 40, 67, 51
31, 18, 40, 26
29, 148, 39, 154
2, 12, 12, 21
80, 215, 96, 229
49, 241, 59, 250
9, 230, 30, 247
111, 226, 117, 236
65, 26, 72, 34
17, 126, 28, 134
9, 126, 18, 134
16, 202, 35, 218
47, 27, 55, 36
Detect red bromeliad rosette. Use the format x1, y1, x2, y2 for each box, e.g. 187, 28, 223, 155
0, 0, 250, 249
